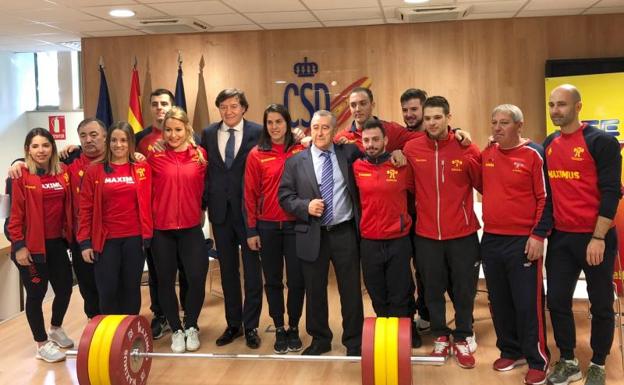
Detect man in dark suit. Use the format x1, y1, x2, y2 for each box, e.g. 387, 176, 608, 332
200, 88, 263, 349
279, 110, 364, 356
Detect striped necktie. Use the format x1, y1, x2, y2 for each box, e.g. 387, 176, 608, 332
319, 151, 334, 225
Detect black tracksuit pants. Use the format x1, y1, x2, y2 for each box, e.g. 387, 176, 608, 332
546, 228, 617, 365
257, 220, 305, 328
482, 233, 549, 370
146, 247, 189, 317
361, 236, 413, 317
414, 233, 480, 340
14, 238, 73, 342
70, 239, 100, 318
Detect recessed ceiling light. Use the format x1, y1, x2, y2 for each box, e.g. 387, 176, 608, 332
109, 9, 135, 18
275, 80, 287, 84
404, 0, 430, 4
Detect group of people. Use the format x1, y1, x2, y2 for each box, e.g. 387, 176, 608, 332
4, 83, 620, 385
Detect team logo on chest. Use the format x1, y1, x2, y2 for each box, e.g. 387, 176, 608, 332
484, 158, 495, 167
136, 167, 146, 181
451, 159, 463, 171
572, 146, 585, 161
386, 169, 399, 182
512, 161, 525, 173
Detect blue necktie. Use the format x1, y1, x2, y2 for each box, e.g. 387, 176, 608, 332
319, 151, 334, 225
225, 128, 235, 168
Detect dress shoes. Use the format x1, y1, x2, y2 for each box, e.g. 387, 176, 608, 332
301, 342, 331, 356
245, 328, 261, 349
215, 326, 242, 346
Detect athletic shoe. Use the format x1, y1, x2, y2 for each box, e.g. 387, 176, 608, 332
583, 364, 606, 385
493, 357, 527, 371
452, 340, 475, 369
185, 327, 200, 352
466, 333, 477, 353
48, 327, 74, 348
36, 341, 66, 363
286, 327, 303, 352
274, 327, 288, 354
430, 336, 450, 358
524, 368, 547, 385
171, 330, 186, 353
151, 315, 170, 340
416, 316, 431, 333
547, 359, 582, 385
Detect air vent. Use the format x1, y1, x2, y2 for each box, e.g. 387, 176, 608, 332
131, 18, 210, 34
395, 5, 471, 23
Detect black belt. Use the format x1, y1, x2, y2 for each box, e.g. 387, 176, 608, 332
321, 219, 353, 232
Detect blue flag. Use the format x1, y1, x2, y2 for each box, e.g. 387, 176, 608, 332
174, 66, 187, 112
96, 65, 113, 128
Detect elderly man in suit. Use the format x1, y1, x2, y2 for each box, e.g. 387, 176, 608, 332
279, 110, 364, 356
200, 88, 263, 349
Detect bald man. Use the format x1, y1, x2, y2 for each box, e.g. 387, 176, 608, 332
543, 84, 621, 385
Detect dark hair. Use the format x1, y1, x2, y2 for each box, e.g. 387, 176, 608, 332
400, 88, 428, 105
259, 104, 295, 151
350, 87, 374, 103
423, 96, 450, 115
24, 127, 62, 175
215, 88, 249, 112
77, 117, 107, 133
361, 118, 385, 137
150, 88, 175, 104
103, 121, 137, 171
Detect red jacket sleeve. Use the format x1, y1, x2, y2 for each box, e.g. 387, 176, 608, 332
7, 173, 26, 251
244, 149, 262, 236
466, 145, 482, 192
77, 166, 96, 249
530, 147, 548, 241
384, 122, 422, 152
405, 162, 415, 194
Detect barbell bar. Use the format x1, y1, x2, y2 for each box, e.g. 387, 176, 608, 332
65, 315, 445, 385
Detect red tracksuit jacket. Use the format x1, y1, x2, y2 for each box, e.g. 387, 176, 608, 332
334, 119, 422, 152
404, 130, 481, 240
353, 153, 414, 239
66, 153, 98, 232
244, 143, 304, 236
7, 166, 73, 261
77, 161, 153, 253
148, 145, 207, 230
479, 140, 551, 240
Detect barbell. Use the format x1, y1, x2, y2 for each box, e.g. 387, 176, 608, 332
66, 315, 444, 385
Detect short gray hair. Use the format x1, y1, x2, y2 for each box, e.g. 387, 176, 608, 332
311, 110, 337, 128
491, 104, 524, 123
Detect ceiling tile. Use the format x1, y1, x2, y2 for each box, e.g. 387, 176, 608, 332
594, 0, 624, 6
469, 0, 525, 13
524, 0, 597, 10
463, 11, 517, 19
518, 8, 586, 17
81, 4, 167, 19
196, 13, 254, 26
261, 21, 323, 29
246, 11, 317, 23
83, 29, 146, 36
381, 0, 457, 5
314, 7, 383, 21
56, 0, 136, 6
225, 0, 306, 12
323, 18, 384, 26
30, 33, 82, 43
146, 1, 232, 16
584, 5, 624, 14
9, 7, 98, 23
0, 22, 64, 35
302, 0, 379, 10
52, 19, 130, 32
2, 0, 57, 11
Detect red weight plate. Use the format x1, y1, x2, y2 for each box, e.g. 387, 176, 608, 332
77, 315, 106, 385
397, 318, 412, 385
362, 317, 377, 385
109, 315, 153, 385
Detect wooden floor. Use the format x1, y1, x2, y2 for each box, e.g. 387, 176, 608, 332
1, 269, 623, 385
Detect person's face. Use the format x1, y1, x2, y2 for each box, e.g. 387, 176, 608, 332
310, 115, 335, 150
349, 91, 375, 127
423, 106, 450, 140
401, 98, 424, 130
78, 121, 106, 158
266, 112, 287, 144
491, 111, 522, 148
548, 88, 581, 128
110, 129, 129, 160
163, 118, 188, 150
28, 135, 53, 168
219, 96, 246, 128
362, 127, 388, 158
150, 94, 173, 125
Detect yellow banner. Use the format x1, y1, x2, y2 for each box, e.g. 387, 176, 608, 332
545, 72, 624, 142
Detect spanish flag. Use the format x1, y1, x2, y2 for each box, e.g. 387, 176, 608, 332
128, 64, 144, 133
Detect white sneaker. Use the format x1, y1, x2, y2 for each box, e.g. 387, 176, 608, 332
171, 330, 186, 353
466, 333, 477, 353
36, 341, 66, 363
48, 327, 74, 348
185, 327, 200, 352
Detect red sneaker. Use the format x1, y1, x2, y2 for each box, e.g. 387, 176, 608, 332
452, 340, 475, 369
524, 368, 547, 385
493, 357, 527, 371
430, 336, 450, 358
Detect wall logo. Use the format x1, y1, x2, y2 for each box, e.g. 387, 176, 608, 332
283, 57, 371, 130
583, 119, 620, 139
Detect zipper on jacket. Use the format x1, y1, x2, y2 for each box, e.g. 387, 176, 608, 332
461, 200, 469, 226
441, 160, 445, 183
176, 153, 181, 229
435, 142, 442, 240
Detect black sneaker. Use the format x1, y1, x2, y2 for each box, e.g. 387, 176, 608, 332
274, 327, 288, 354
151, 315, 170, 340
411, 320, 422, 348
245, 328, 261, 349
286, 327, 303, 352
